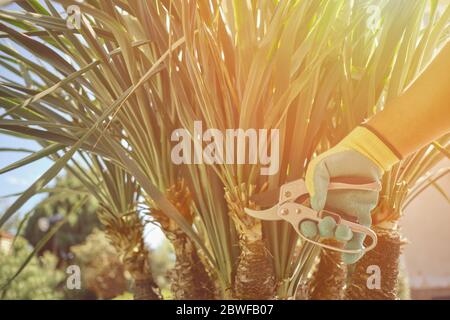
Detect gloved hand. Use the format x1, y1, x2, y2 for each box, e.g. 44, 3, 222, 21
302, 125, 401, 264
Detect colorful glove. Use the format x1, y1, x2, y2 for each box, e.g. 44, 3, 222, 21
302, 124, 401, 264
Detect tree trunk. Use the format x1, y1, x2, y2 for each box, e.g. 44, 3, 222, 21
98, 209, 161, 300
153, 179, 218, 299
345, 226, 403, 300
233, 237, 276, 299
294, 282, 311, 300
225, 183, 276, 300
131, 268, 161, 300
309, 239, 347, 300
169, 230, 218, 299
123, 246, 161, 300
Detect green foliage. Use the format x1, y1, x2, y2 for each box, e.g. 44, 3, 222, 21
24, 174, 100, 260
0, 237, 64, 300
112, 291, 133, 300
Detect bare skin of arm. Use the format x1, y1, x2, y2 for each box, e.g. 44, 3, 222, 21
368, 42, 450, 157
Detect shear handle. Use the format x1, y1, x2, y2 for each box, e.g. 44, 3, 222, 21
278, 203, 377, 254
318, 210, 377, 253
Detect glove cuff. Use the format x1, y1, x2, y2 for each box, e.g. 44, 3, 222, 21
338, 125, 401, 172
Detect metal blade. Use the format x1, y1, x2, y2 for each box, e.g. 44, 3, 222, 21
244, 206, 280, 221
249, 188, 280, 207
251, 190, 310, 208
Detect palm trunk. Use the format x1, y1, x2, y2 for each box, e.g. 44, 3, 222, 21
309, 239, 347, 300
225, 183, 276, 300
169, 230, 218, 299
127, 254, 161, 300
294, 282, 311, 300
122, 240, 161, 300
345, 225, 403, 300
153, 179, 218, 300
233, 237, 276, 299
98, 209, 161, 300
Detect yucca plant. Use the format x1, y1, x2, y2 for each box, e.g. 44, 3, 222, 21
39, 140, 216, 299
0, 2, 219, 298
0, 0, 448, 300
66, 154, 162, 300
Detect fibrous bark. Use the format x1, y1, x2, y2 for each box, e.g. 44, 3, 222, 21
169, 230, 218, 299
233, 237, 276, 299
310, 239, 347, 300
345, 226, 403, 300
225, 183, 276, 300
153, 179, 218, 300
98, 209, 161, 300
294, 282, 311, 300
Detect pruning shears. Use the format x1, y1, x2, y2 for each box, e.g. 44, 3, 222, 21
244, 178, 381, 254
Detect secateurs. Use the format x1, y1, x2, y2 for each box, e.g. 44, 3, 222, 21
244, 179, 381, 254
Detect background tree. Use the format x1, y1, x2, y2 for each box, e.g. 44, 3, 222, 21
70, 228, 128, 300
0, 237, 64, 299
23, 173, 100, 262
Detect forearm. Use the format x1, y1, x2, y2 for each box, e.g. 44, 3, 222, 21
367, 42, 450, 157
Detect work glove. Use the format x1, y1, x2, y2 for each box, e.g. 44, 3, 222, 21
302, 125, 401, 264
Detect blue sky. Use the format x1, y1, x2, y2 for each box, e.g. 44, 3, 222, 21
0, 1, 69, 226
0, 0, 52, 215
0, 134, 52, 212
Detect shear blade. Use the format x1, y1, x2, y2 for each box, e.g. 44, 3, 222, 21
249, 188, 280, 207
244, 207, 280, 221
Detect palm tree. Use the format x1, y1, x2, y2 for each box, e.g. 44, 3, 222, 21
0, 0, 448, 299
